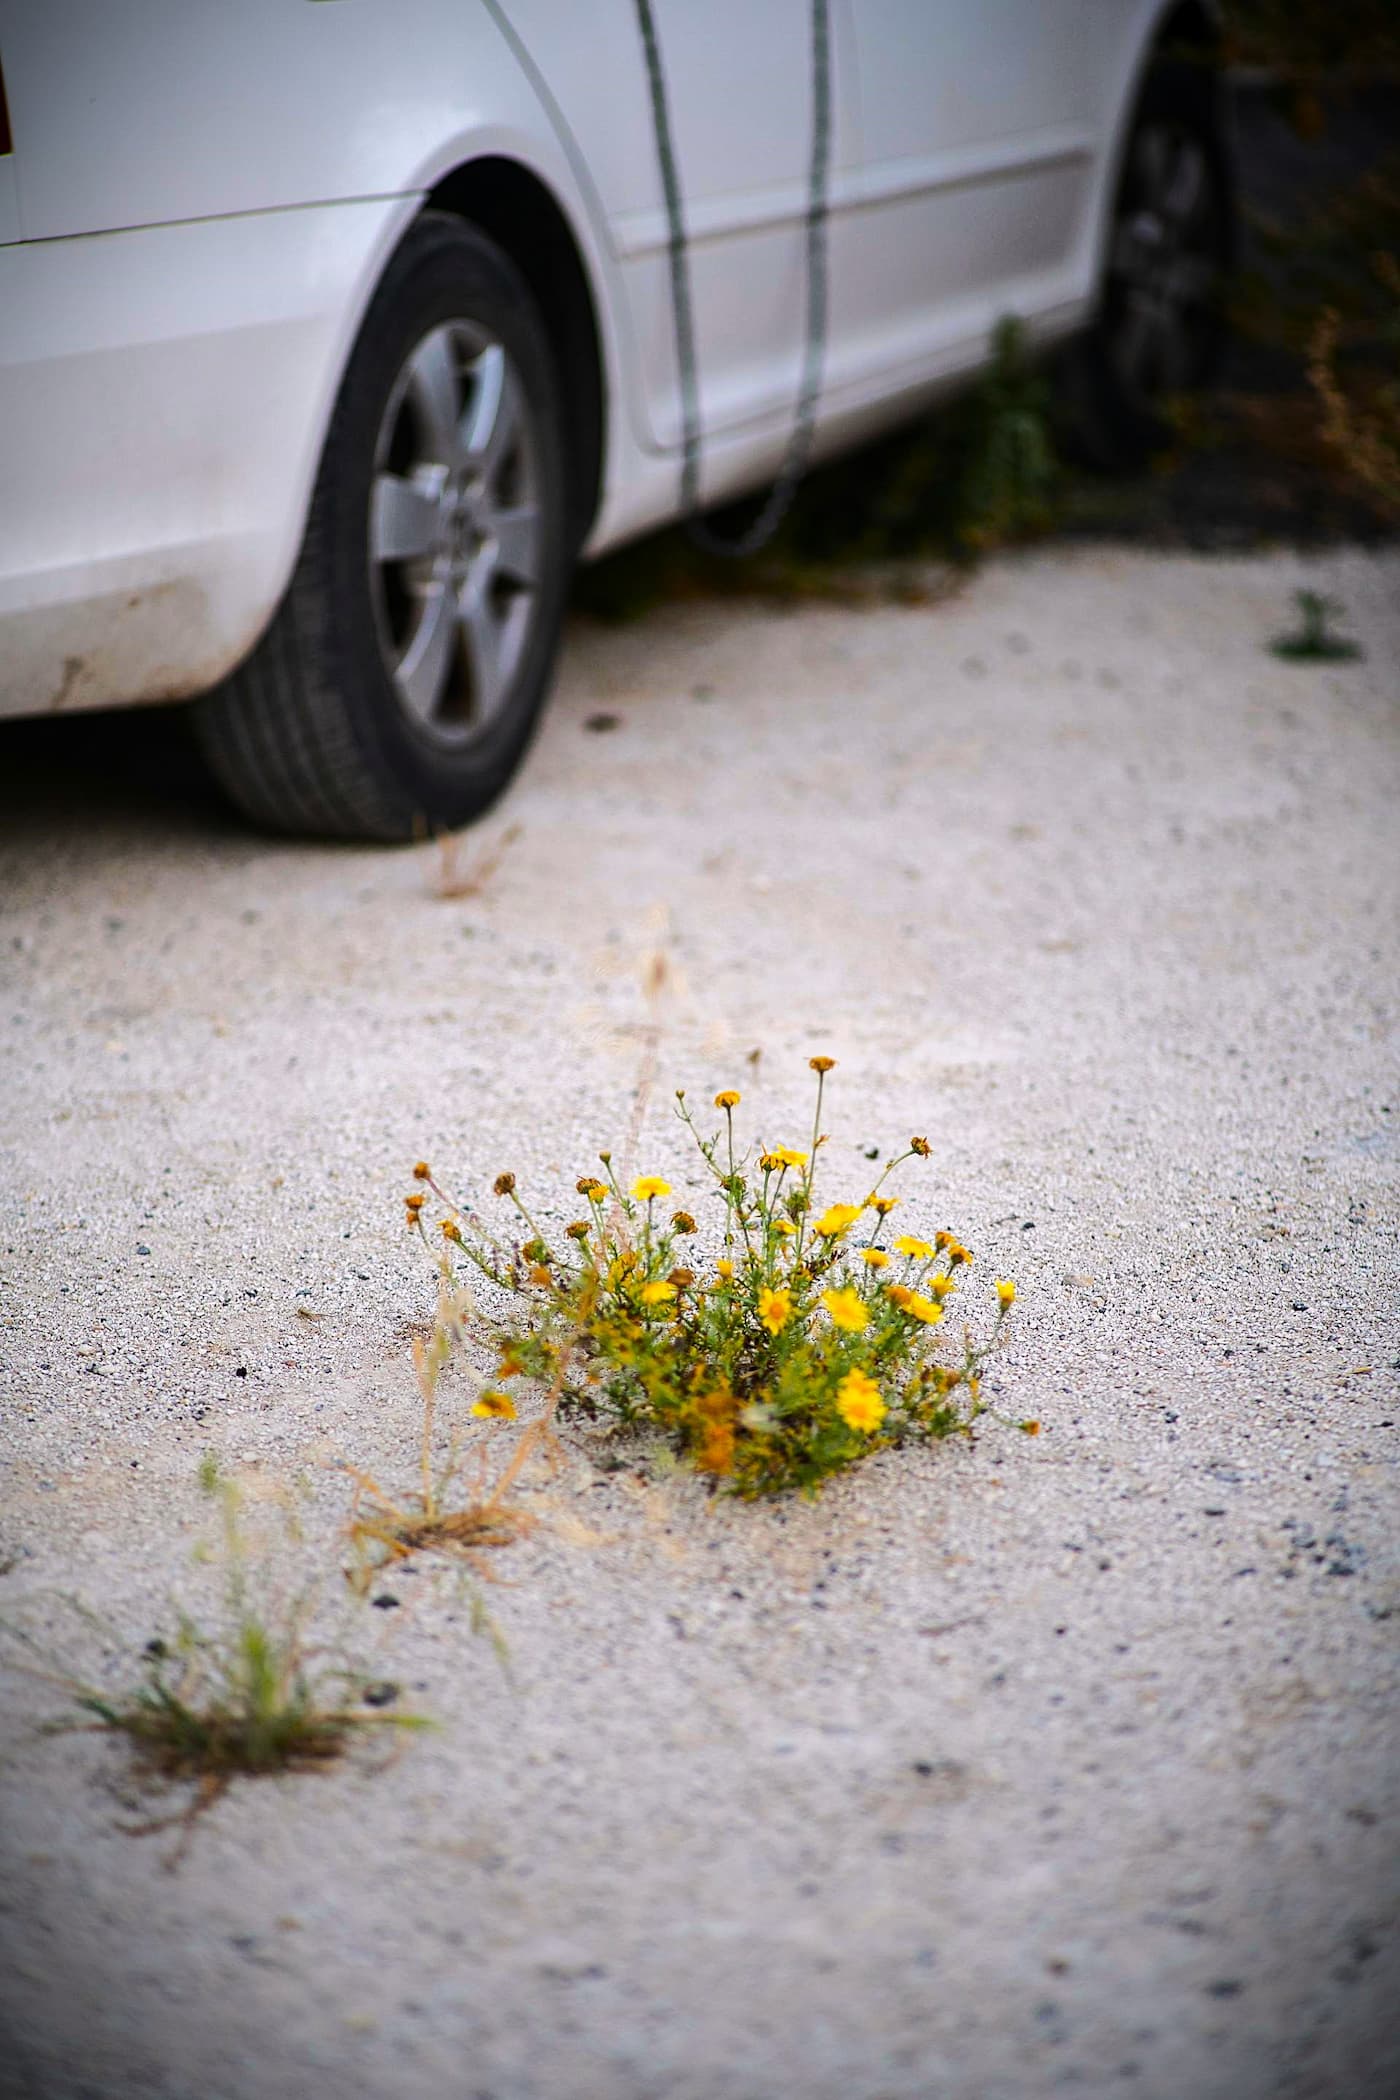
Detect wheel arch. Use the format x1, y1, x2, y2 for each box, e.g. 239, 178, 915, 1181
424, 156, 606, 554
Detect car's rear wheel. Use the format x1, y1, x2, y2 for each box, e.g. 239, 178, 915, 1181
1059, 53, 1234, 472
197, 212, 572, 841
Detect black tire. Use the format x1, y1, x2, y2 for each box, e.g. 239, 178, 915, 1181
1058, 52, 1235, 473
196, 211, 573, 841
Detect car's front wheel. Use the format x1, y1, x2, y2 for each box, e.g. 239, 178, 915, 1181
197, 212, 573, 841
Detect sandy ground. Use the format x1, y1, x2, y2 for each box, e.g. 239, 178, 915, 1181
1, 544, 1398, 2100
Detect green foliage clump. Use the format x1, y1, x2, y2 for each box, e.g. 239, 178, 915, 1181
572, 317, 1062, 619
1310, 253, 1400, 521
414, 1061, 1031, 1499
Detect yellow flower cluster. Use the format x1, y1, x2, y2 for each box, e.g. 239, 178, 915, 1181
416, 1055, 1023, 1499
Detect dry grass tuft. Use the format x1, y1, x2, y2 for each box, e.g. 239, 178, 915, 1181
430, 822, 521, 901
342, 1276, 559, 1592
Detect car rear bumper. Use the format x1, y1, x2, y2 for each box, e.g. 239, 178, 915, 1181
0, 194, 414, 719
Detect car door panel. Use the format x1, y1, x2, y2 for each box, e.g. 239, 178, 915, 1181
834, 0, 1106, 388
494, 0, 858, 454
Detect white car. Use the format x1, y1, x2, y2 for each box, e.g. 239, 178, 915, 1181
0, 1, 1231, 838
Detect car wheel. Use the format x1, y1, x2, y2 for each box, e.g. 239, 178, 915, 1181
196, 211, 573, 841
1058, 54, 1234, 473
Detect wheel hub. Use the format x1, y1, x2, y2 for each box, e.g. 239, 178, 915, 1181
1108, 122, 1218, 407
367, 321, 542, 745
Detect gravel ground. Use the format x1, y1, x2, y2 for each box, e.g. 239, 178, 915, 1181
1, 544, 1398, 2100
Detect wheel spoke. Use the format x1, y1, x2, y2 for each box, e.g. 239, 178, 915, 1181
1165, 251, 1213, 306
462, 348, 523, 483
1112, 218, 1152, 281
488, 504, 541, 587
1164, 138, 1207, 227
459, 579, 515, 727
371, 470, 443, 564
405, 328, 464, 469
395, 580, 457, 724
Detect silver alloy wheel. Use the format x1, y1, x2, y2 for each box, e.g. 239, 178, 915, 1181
368, 320, 542, 744
1107, 123, 1217, 407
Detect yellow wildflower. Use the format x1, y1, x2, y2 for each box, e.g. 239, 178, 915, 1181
871, 1196, 899, 1217
714, 1090, 741, 1109
897, 1290, 943, 1325
814, 1202, 862, 1239
773, 1218, 797, 1238
861, 1248, 889, 1270
631, 1176, 671, 1202
835, 1367, 886, 1435
894, 1235, 935, 1261
929, 1273, 955, 1300
821, 1286, 869, 1332
441, 1219, 464, 1245
761, 1146, 808, 1174
910, 1136, 931, 1157
640, 1280, 676, 1307
404, 1191, 425, 1212
577, 1176, 606, 1199
472, 1391, 516, 1420
757, 1286, 792, 1334
809, 1055, 836, 1073
995, 1279, 1017, 1309
412, 1161, 431, 1180
948, 1241, 972, 1268
716, 1258, 735, 1281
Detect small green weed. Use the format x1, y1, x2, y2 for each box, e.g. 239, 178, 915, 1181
1269, 587, 1364, 661
411, 1060, 1033, 1499
3, 1465, 425, 1860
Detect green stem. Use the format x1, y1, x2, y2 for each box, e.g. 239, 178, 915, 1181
795, 1068, 826, 1268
